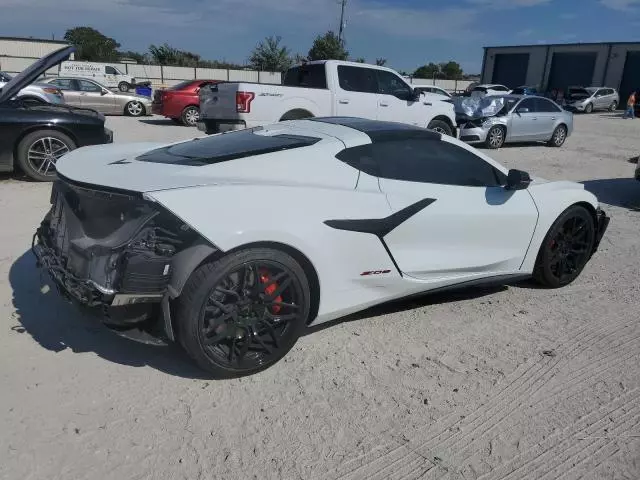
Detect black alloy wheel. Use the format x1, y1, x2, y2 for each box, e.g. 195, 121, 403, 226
177, 248, 310, 377
533, 205, 596, 288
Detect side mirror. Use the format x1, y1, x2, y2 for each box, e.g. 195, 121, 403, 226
101, 89, 109, 96
517, 107, 529, 114
506, 169, 531, 190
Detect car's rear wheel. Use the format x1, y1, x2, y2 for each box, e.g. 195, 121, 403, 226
533, 205, 596, 288
609, 100, 618, 111
485, 125, 505, 149
427, 119, 452, 136
548, 124, 567, 147
181, 106, 199, 127
176, 247, 311, 378
16, 130, 76, 181
125, 101, 145, 117
584, 103, 593, 113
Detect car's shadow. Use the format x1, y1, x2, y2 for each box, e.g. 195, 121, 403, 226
138, 119, 183, 126
9, 251, 210, 379
11, 249, 512, 377
581, 178, 640, 210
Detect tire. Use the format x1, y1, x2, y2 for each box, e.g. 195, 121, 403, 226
533, 205, 596, 289
485, 125, 506, 149
584, 102, 593, 114
118, 82, 130, 92
125, 101, 145, 117
181, 106, 199, 127
609, 100, 618, 111
547, 124, 567, 147
16, 129, 76, 181
176, 247, 311, 378
427, 119, 453, 136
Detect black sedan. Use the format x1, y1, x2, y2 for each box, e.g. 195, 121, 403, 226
0, 45, 113, 181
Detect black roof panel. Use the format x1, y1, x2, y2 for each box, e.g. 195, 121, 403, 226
309, 116, 441, 142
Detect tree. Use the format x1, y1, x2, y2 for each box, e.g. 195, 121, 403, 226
64, 27, 120, 61
308, 31, 348, 61
354, 57, 366, 63
439, 61, 463, 79
149, 43, 201, 67
413, 62, 440, 79
118, 50, 148, 64
375, 58, 387, 66
249, 36, 293, 72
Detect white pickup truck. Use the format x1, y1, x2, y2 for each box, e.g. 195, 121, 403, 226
198, 60, 458, 136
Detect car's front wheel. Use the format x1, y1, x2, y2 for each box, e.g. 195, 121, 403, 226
427, 119, 452, 136
16, 130, 76, 181
118, 82, 130, 92
485, 125, 506, 149
584, 102, 593, 113
533, 205, 596, 288
176, 247, 311, 378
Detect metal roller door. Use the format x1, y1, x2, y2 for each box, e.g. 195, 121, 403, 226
618, 51, 640, 110
492, 53, 529, 88
547, 52, 597, 91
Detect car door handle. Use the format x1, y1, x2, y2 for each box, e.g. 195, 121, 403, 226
339, 99, 349, 104
379, 102, 389, 107
424, 102, 432, 106
551, 117, 557, 120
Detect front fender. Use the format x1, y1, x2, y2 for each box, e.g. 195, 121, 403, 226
520, 181, 599, 272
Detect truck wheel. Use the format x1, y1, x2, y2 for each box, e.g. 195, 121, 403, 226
118, 82, 130, 92
17, 129, 76, 181
427, 119, 452, 136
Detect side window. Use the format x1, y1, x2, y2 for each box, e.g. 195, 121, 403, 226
282, 65, 327, 89
337, 65, 377, 93
370, 139, 505, 187
536, 98, 562, 112
105, 66, 117, 75
335, 144, 378, 176
376, 70, 413, 97
78, 80, 103, 92
516, 98, 537, 113
49, 79, 76, 91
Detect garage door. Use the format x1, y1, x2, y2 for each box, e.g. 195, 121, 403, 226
492, 53, 529, 88
547, 52, 597, 91
618, 51, 640, 110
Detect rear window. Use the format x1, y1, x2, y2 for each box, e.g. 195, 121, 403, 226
169, 80, 196, 91
283, 64, 327, 89
136, 128, 321, 166
472, 87, 488, 93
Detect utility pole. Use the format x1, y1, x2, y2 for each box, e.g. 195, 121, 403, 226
338, 0, 347, 46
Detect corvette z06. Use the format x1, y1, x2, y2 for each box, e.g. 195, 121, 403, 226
32, 117, 610, 377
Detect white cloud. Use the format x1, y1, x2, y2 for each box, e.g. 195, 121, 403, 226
599, 0, 640, 11
467, 0, 552, 8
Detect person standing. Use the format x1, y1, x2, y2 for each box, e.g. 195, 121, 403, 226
623, 91, 636, 119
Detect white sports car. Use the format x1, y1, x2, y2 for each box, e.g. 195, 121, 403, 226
33, 117, 610, 377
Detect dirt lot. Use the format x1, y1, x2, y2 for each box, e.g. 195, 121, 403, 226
1, 114, 639, 480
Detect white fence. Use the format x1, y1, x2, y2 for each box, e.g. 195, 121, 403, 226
1, 54, 474, 92
0, 56, 282, 87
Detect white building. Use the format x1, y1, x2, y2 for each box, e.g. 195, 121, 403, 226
0, 36, 73, 75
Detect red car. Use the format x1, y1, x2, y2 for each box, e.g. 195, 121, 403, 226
152, 80, 220, 126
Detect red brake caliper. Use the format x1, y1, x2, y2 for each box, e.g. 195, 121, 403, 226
259, 269, 282, 314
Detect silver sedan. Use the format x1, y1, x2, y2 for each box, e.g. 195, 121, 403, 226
459, 95, 573, 149
42, 77, 152, 116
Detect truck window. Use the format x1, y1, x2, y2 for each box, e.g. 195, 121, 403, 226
105, 66, 117, 75
337, 66, 377, 93
282, 65, 327, 89
376, 70, 413, 97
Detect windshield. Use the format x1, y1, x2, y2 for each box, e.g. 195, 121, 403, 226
136, 128, 321, 166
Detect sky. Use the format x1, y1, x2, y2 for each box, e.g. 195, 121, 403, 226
1, 0, 639, 74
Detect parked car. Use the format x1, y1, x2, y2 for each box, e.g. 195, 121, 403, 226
0, 46, 113, 181
563, 87, 619, 113
511, 85, 538, 95
414, 85, 452, 98
471, 84, 512, 96
459, 95, 573, 149
0, 72, 65, 105
42, 77, 151, 116
60, 61, 137, 92
152, 80, 221, 126
198, 60, 457, 136
33, 117, 609, 377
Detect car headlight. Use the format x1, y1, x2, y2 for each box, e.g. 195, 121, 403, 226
482, 118, 498, 128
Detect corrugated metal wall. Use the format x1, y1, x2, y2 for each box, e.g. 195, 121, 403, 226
0, 38, 72, 58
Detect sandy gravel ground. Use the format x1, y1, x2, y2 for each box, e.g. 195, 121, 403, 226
1, 113, 639, 480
